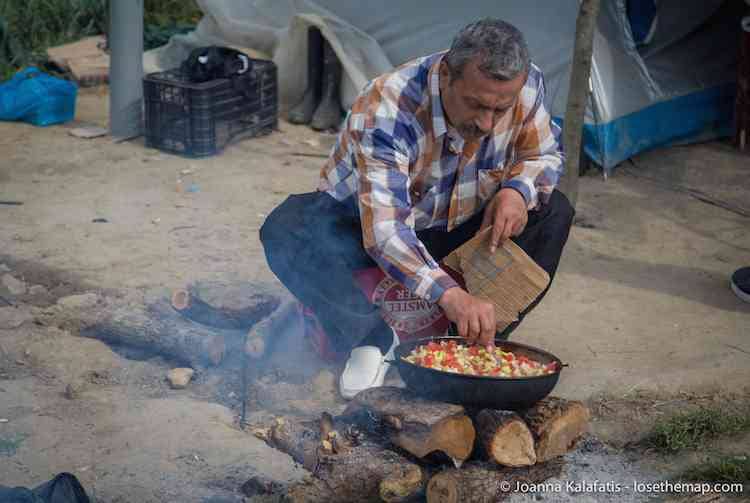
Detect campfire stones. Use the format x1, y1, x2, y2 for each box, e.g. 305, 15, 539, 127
167, 368, 194, 389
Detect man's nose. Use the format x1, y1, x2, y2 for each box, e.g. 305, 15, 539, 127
475, 109, 494, 133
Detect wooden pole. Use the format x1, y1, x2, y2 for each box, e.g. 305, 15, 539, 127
559, 0, 602, 208
735, 13, 750, 152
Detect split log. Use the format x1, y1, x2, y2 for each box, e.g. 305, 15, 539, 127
426, 460, 564, 503
44, 291, 236, 367
476, 409, 536, 467
343, 386, 475, 465
171, 280, 280, 330
258, 414, 424, 503
245, 297, 299, 359
520, 397, 590, 462
379, 464, 425, 503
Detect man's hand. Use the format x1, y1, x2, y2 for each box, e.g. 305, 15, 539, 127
481, 187, 528, 253
438, 287, 496, 348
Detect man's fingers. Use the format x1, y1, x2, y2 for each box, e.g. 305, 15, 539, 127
457, 319, 469, 340
500, 216, 516, 242
513, 211, 528, 236
468, 317, 481, 343
479, 315, 495, 349
490, 217, 507, 253
481, 203, 493, 230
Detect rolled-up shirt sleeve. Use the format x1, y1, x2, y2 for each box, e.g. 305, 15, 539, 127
503, 71, 565, 210
353, 125, 459, 303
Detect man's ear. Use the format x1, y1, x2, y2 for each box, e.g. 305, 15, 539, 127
439, 61, 451, 84
439, 61, 457, 95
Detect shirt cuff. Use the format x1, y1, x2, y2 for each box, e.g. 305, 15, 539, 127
414, 266, 460, 303
503, 177, 538, 210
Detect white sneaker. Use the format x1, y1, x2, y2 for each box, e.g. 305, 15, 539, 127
339, 329, 399, 400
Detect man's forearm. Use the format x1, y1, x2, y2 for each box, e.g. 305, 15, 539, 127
365, 237, 460, 303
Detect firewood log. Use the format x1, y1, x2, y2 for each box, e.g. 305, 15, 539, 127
520, 397, 590, 462
244, 297, 299, 359
171, 280, 280, 330
343, 386, 475, 465
257, 414, 424, 503
476, 409, 536, 467
426, 460, 563, 503
43, 290, 231, 367
379, 464, 425, 503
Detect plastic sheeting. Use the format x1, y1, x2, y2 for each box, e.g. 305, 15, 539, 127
145, 0, 741, 172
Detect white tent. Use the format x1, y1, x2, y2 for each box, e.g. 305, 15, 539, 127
146, 0, 741, 172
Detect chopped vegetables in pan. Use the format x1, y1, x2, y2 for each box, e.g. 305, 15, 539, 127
403, 340, 557, 377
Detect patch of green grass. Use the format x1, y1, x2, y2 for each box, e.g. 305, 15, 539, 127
682, 455, 750, 484
144, 0, 202, 27
0, 0, 202, 79
0, 0, 107, 78
644, 407, 750, 453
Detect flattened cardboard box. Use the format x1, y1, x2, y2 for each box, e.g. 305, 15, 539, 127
444, 227, 550, 332
47, 36, 109, 86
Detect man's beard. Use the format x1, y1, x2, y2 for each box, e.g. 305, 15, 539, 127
457, 123, 489, 141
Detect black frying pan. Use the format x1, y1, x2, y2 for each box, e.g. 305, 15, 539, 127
392, 335, 565, 410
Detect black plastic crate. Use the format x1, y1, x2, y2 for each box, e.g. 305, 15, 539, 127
143, 59, 277, 157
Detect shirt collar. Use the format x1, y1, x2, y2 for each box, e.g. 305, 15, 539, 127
428, 52, 448, 139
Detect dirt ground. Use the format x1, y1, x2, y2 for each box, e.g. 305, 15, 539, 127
0, 86, 749, 501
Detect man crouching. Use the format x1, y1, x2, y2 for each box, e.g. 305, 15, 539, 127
261, 18, 573, 399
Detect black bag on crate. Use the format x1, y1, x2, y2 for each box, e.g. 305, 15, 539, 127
144, 47, 278, 157
181, 46, 252, 83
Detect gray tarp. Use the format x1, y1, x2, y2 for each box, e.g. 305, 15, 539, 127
145, 0, 740, 171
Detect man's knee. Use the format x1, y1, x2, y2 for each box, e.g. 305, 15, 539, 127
260, 195, 302, 253
551, 190, 575, 227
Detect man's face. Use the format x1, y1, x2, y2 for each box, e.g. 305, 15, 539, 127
439, 57, 527, 141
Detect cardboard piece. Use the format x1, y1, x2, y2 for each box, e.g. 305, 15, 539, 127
444, 228, 550, 332
68, 55, 110, 86
47, 36, 107, 69
47, 36, 109, 86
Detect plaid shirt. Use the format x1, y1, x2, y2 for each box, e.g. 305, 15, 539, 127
319, 52, 564, 303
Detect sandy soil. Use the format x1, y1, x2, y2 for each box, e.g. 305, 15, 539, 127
0, 86, 748, 501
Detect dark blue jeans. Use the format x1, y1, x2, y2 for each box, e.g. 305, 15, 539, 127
260, 190, 574, 353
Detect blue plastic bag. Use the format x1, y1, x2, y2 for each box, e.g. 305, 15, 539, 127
0, 67, 77, 126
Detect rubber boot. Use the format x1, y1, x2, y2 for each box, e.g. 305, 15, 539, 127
310, 39, 343, 131
288, 28, 323, 124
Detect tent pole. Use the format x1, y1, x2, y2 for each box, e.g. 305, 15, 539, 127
559, 0, 601, 208
109, 0, 144, 141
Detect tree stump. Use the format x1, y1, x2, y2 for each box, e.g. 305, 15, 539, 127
476, 409, 536, 467
343, 386, 476, 465
520, 397, 590, 462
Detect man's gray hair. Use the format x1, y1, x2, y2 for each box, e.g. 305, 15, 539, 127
444, 18, 530, 82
